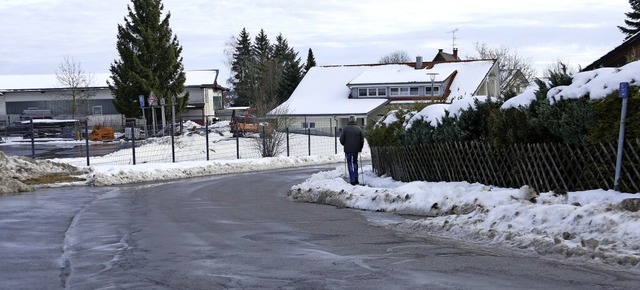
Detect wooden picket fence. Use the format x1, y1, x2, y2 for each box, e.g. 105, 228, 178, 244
370, 139, 640, 193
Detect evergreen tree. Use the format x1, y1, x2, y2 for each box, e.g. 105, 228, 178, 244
619, 0, 640, 40
403, 118, 436, 145
273, 34, 303, 103
108, 0, 187, 118
589, 87, 640, 143
272, 34, 290, 63
228, 29, 307, 110
304, 48, 317, 74
432, 111, 463, 143
251, 30, 279, 114
252, 29, 273, 64
230, 28, 254, 106
458, 98, 503, 142
279, 54, 303, 103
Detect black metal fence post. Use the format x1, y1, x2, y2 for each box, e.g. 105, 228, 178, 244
286, 127, 290, 157
262, 126, 267, 157
171, 119, 175, 163
130, 119, 136, 165
236, 133, 240, 159
307, 127, 311, 156
85, 119, 90, 166
29, 118, 35, 159
205, 120, 210, 161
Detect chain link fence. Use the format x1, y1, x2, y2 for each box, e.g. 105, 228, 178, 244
1, 117, 357, 166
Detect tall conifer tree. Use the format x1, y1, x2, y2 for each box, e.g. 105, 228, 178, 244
619, 0, 640, 40
279, 53, 303, 103
230, 28, 254, 106
108, 0, 187, 118
273, 34, 302, 103
252, 29, 273, 64
228, 29, 307, 109
304, 48, 317, 74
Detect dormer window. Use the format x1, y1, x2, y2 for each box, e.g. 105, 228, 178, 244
425, 86, 440, 94
358, 88, 386, 97
390, 87, 419, 96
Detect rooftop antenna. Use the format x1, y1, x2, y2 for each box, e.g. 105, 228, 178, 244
448, 28, 459, 51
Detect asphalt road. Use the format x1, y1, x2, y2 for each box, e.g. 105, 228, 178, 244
0, 166, 639, 289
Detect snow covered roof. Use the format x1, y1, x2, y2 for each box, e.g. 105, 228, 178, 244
0, 70, 221, 91
270, 65, 392, 116
430, 60, 496, 101
270, 60, 496, 116
348, 65, 436, 85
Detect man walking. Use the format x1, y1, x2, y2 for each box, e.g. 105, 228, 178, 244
340, 115, 364, 185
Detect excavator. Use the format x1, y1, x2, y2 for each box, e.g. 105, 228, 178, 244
229, 108, 272, 137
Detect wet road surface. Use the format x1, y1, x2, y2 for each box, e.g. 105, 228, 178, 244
1, 166, 639, 289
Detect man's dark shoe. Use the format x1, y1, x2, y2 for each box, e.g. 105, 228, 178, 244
355, 181, 360, 185
350, 181, 356, 185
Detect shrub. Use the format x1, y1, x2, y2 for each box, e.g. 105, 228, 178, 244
588, 87, 640, 143
458, 98, 502, 142
403, 118, 436, 145
365, 110, 408, 147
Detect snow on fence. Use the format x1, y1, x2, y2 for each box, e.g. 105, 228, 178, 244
371, 140, 640, 193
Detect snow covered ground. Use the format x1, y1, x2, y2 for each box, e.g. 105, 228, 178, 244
1, 122, 639, 273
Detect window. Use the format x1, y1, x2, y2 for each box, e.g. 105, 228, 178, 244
357, 88, 386, 97
425, 86, 441, 95
92, 106, 103, 115
390, 87, 419, 96
212, 96, 223, 110
302, 122, 316, 128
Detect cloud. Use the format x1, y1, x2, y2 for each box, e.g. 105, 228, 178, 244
0, 0, 632, 82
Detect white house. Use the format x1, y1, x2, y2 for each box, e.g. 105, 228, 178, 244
269, 54, 501, 130
0, 70, 227, 128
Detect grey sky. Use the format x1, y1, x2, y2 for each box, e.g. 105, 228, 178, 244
0, 0, 631, 86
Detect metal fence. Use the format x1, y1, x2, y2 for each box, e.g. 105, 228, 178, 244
1, 118, 347, 166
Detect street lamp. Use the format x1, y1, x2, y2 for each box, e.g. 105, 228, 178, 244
426, 72, 439, 97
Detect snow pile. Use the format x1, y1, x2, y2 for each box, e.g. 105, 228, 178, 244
85, 154, 350, 186
0, 151, 88, 194
289, 166, 640, 270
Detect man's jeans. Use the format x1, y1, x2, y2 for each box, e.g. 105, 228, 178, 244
345, 152, 359, 183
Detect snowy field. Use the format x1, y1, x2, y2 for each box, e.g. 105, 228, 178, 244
0, 121, 639, 273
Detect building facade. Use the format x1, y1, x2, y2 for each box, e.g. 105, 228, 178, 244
0, 70, 226, 128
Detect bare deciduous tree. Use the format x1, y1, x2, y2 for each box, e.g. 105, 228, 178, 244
55, 56, 96, 119
468, 42, 535, 97
378, 50, 410, 64
253, 104, 294, 157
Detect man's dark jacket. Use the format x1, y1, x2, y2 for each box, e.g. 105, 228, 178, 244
340, 121, 364, 153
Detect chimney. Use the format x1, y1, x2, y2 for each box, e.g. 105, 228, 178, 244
415, 55, 423, 69
453, 48, 458, 59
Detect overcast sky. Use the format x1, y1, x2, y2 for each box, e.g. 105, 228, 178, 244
0, 0, 631, 87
